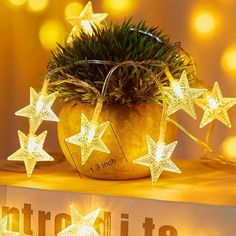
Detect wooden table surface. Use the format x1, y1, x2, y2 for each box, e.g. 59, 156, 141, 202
0, 155, 236, 206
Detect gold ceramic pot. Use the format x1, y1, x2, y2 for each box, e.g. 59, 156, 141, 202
58, 102, 176, 180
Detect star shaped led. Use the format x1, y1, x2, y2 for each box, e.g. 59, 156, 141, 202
7, 130, 54, 177
163, 70, 207, 119
195, 81, 236, 128
0, 215, 20, 236
57, 206, 100, 236
15, 87, 59, 133
66, 1, 108, 43
133, 136, 181, 184
65, 113, 110, 165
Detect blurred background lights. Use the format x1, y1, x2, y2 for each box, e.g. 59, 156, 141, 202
193, 10, 216, 35
221, 46, 236, 74
9, 0, 26, 6
27, 0, 48, 12
103, 0, 135, 16
222, 136, 236, 159
39, 20, 65, 50
64, 1, 83, 18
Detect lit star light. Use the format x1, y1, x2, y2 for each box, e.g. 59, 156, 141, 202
133, 136, 181, 184
0, 215, 20, 236
65, 113, 110, 165
7, 131, 54, 177
195, 81, 236, 128
15, 87, 59, 133
57, 206, 100, 236
66, 1, 108, 43
163, 70, 207, 118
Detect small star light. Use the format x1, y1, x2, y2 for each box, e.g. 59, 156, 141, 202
65, 113, 110, 165
195, 81, 236, 128
15, 87, 59, 133
7, 130, 54, 177
0, 215, 20, 236
66, 1, 108, 43
163, 70, 207, 118
133, 136, 181, 184
57, 206, 100, 236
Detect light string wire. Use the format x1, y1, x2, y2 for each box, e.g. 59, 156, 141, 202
47, 59, 167, 168
41, 57, 227, 169
131, 27, 228, 165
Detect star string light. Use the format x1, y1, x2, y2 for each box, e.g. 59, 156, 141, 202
195, 81, 236, 128
65, 99, 110, 165
7, 130, 54, 177
66, 1, 108, 43
57, 206, 100, 236
133, 102, 181, 184
15, 87, 59, 133
163, 70, 207, 119
133, 136, 181, 184
0, 215, 20, 236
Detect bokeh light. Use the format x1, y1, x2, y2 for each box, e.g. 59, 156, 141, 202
9, 0, 26, 7
103, 0, 135, 16
222, 136, 236, 159
221, 46, 236, 74
27, 0, 48, 12
64, 2, 83, 18
39, 20, 64, 50
193, 10, 217, 36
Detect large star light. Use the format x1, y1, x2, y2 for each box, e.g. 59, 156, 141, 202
7, 131, 54, 177
133, 136, 181, 184
65, 113, 110, 165
163, 70, 207, 118
0, 215, 20, 236
66, 1, 108, 43
15, 87, 59, 133
57, 206, 100, 236
195, 81, 236, 128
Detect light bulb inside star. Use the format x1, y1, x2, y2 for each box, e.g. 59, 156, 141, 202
65, 113, 110, 165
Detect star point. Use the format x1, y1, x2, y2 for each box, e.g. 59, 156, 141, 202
66, 1, 108, 43
7, 130, 54, 177
195, 81, 236, 128
133, 136, 181, 184
0, 215, 20, 236
15, 87, 59, 133
57, 206, 100, 236
65, 113, 110, 165
163, 70, 207, 119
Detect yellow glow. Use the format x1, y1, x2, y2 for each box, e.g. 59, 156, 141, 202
36, 98, 44, 112
15, 88, 59, 133
208, 96, 219, 109
103, 0, 135, 15
133, 136, 180, 184
39, 20, 64, 50
155, 143, 165, 161
57, 207, 100, 236
27, 0, 48, 12
221, 46, 236, 73
9, 0, 26, 6
87, 125, 96, 143
0, 216, 20, 236
81, 20, 93, 34
27, 136, 37, 153
8, 131, 54, 178
193, 10, 216, 35
163, 71, 207, 119
65, 113, 110, 165
222, 136, 236, 159
64, 2, 83, 18
172, 81, 184, 99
